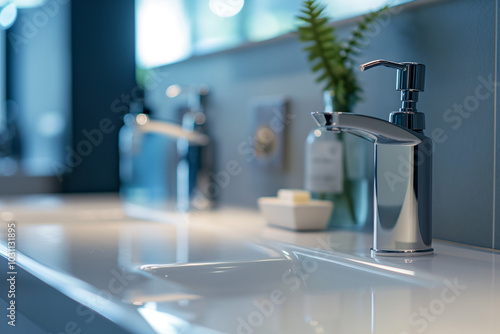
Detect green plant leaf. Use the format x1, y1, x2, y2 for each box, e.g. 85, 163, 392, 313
296, 0, 389, 109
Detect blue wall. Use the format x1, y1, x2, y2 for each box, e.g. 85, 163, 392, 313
148, 0, 500, 250
65, 0, 136, 192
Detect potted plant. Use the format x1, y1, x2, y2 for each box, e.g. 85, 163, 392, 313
298, 0, 388, 227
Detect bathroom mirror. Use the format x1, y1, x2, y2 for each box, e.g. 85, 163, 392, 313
136, 0, 417, 68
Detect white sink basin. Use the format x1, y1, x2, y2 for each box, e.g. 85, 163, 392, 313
137, 246, 428, 297
139, 259, 293, 295
129, 243, 441, 334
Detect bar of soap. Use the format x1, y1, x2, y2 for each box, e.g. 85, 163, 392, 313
258, 189, 333, 231
277, 189, 311, 204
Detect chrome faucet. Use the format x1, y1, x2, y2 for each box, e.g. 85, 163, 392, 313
167, 84, 213, 211
120, 85, 212, 212
312, 60, 433, 256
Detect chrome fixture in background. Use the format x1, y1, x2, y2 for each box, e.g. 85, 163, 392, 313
119, 84, 211, 212
312, 60, 433, 256
166, 84, 213, 211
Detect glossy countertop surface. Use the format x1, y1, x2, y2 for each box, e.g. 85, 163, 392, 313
0, 194, 499, 334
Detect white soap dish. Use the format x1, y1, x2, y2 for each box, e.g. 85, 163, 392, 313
258, 189, 333, 231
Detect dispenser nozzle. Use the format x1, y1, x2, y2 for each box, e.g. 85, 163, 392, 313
360, 59, 427, 130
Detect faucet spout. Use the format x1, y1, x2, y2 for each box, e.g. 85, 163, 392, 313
311, 112, 423, 145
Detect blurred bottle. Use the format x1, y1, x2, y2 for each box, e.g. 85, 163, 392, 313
304, 91, 368, 228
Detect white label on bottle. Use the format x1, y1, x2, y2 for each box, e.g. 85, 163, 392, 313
305, 140, 343, 193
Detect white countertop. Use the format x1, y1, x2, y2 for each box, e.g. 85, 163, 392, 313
0, 194, 499, 334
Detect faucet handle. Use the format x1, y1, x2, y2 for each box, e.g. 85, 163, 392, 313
360, 59, 425, 92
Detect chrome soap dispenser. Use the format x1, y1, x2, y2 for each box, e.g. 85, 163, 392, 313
312, 60, 433, 256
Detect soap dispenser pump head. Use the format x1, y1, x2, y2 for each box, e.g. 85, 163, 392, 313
360, 59, 426, 131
